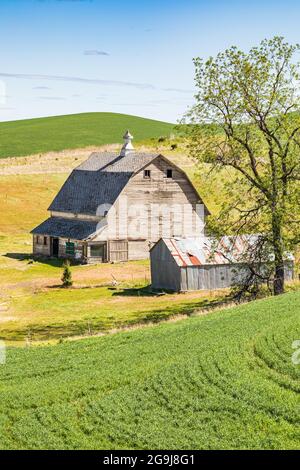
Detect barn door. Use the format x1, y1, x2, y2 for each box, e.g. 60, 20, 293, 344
52, 238, 59, 257
109, 240, 128, 262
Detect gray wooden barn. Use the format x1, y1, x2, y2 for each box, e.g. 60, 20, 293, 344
150, 237, 294, 291
31, 131, 208, 264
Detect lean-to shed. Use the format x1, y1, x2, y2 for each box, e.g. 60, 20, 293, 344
150, 237, 294, 291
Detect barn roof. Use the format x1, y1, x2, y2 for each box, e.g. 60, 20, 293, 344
154, 236, 276, 267
31, 217, 101, 241
48, 151, 159, 215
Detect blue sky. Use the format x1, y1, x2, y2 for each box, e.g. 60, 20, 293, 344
0, 0, 300, 123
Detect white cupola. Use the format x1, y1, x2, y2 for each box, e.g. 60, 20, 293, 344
120, 130, 135, 157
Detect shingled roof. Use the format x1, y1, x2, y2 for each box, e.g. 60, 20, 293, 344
48, 151, 159, 215
31, 217, 100, 240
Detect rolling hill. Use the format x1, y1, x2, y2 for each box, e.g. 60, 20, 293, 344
0, 291, 299, 449
0, 113, 175, 159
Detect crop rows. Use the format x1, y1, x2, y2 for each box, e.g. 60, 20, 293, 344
0, 291, 299, 449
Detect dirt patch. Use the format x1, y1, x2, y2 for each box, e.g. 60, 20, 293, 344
0, 316, 16, 323
0, 144, 194, 176
1, 262, 150, 292
0, 144, 120, 176
74, 263, 150, 282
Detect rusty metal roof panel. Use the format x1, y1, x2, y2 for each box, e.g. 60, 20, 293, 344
160, 235, 281, 266
157, 237, 294, 272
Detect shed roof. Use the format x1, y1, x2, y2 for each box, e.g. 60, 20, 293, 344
31, 217, 101, 241
153, 236, 274, 267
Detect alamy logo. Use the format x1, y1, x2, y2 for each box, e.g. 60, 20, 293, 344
291, 340, 300, 365
95, 197, 205, 240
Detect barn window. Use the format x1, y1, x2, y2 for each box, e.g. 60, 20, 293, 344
90, 244, 105, 258
144, 170, 151, 179
43, 236, 47, 246
36, 236, 41, 245
167, 169, 173, 178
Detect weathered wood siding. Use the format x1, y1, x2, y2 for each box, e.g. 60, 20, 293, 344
51, 211, 103, 222
33, 156, 207, 263
180, 262, 294, 291
57, 239, 108, 263
109, 240, 128, 262
150, 239, 294, 291
150, 239, 181, 291
110, 157, 205, 260
283, 262, 294, 282
33, 235, 51, 256
85, 242, 107, 264
180, 264, 244, 291
58, 238, 85, 261
128, 240, 149, 261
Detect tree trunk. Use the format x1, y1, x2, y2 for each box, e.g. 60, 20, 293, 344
274, 261, 285, 296
272, 211, 285, 296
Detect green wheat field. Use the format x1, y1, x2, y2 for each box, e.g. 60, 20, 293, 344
0, 292, 299, 449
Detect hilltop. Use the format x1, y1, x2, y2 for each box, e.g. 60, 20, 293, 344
0, 112, 175, 159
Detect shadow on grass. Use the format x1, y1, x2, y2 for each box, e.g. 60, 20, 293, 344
111, 285, 161, 297
125, 296, 233, 324
4, 253, 79, 267
47, 283, 109, 289
2, 295, 233, 343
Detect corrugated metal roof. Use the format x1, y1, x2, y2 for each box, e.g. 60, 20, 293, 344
159, 236, 270, 267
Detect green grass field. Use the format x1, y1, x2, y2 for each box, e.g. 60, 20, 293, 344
0, 291, 299, 449
0, 170, 227, 345
0, 147, 230, 345
0, 113, 174, 158
0, 118, 299, 450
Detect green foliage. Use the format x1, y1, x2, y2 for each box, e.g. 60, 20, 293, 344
0, 291, 299, 449
0, 113, 174, 159
186, 37, 300, 295
61, 260, 73, 288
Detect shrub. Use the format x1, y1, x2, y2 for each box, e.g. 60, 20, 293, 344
61, 260, 73, 288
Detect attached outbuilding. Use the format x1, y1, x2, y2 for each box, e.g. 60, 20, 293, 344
150, 237, 294, 292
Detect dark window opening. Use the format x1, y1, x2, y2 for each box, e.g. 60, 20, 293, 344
144, 170, 151, 179
90, 244, 105, 258
167, 169, 173, 178
43, 236, 47, 246
52, 238, 59, 257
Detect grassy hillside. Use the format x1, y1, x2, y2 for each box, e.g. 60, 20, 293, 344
0, 171, 227, 345
0, 291, 299, 449
0, 113, 174, 159
0, 148, 232, 345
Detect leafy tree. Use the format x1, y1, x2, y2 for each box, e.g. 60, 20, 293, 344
185, 37, 300, 295
61, 260, 73, 288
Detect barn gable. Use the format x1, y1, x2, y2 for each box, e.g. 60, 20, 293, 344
32, 130, 210, 263
125, 154, 208, 210
48, 151, 158, 216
